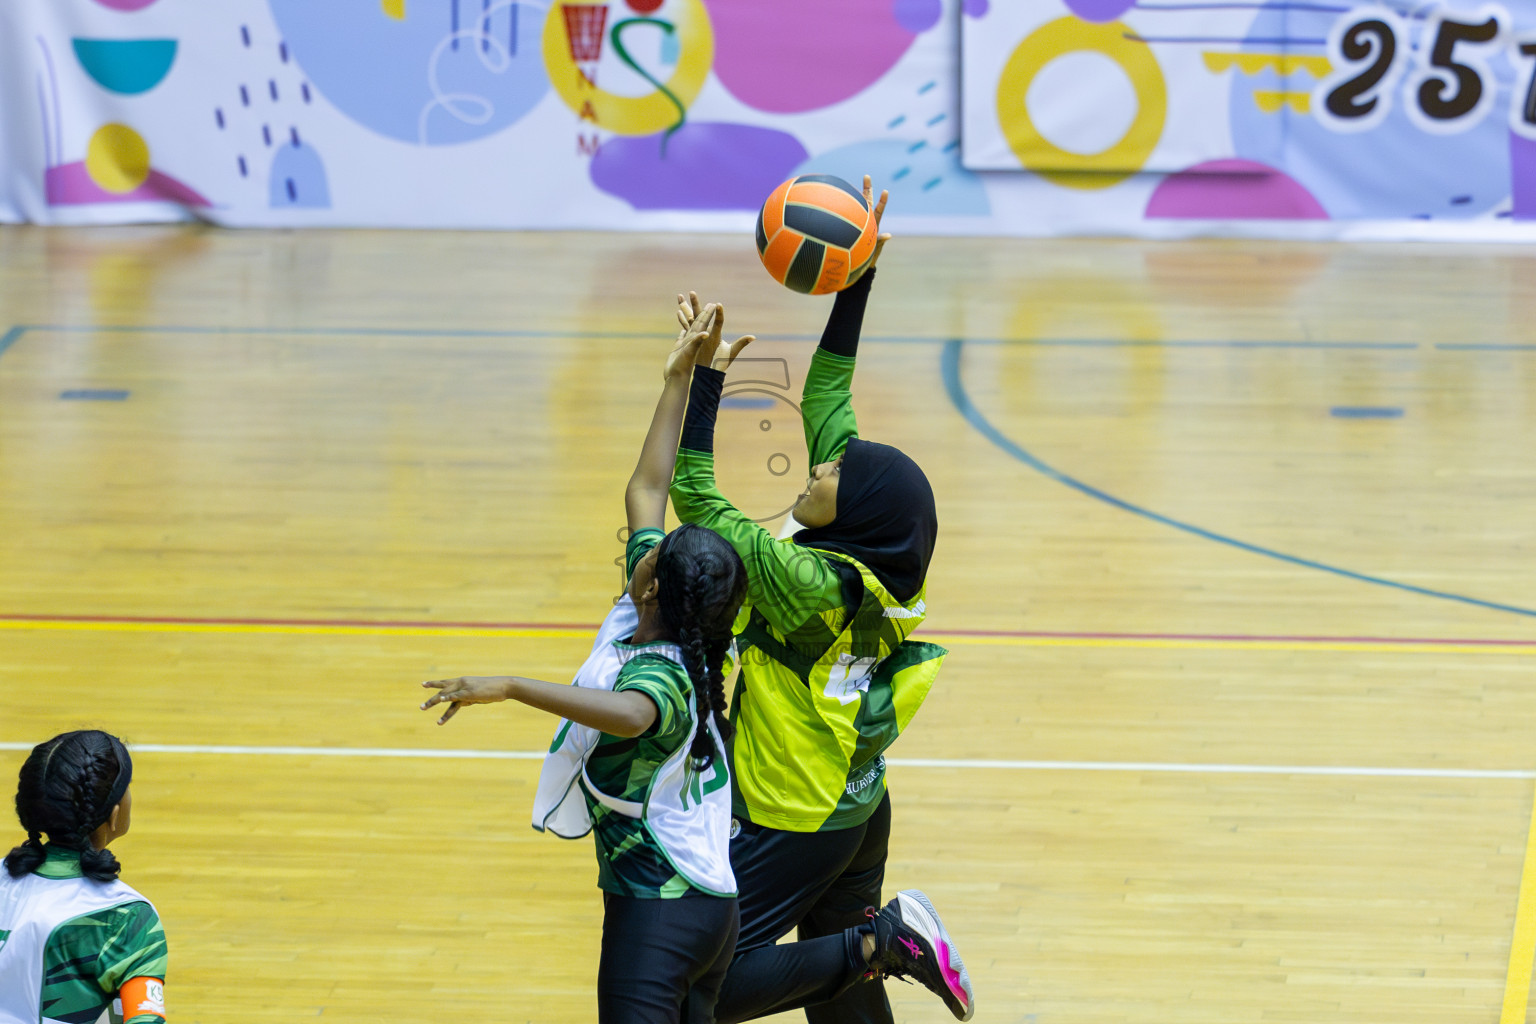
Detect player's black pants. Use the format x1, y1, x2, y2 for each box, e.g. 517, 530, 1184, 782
714, 792, 892, 1024
598, 892, 740, 1024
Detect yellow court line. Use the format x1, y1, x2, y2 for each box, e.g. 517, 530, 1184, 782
1, 617, 1533, 655
1502, 782, 1536, 1024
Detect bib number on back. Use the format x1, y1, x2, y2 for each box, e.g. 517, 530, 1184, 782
679, 755, 728, 810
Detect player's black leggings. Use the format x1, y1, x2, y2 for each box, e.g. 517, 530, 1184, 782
598, 892, 740, 1024
714, 792, 891, 1024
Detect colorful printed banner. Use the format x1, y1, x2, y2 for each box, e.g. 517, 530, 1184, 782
963, 0, 1536, 226
1, 0, 1533, 239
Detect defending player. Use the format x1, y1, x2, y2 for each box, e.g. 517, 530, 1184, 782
420, 304, 750, 1023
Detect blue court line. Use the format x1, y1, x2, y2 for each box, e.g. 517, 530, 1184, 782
0, 324, 1430, 351
1331, 406, 1403, 418
940, 339, 1536, 620
0, 326, 23, 359
1436, 343, 1536, 351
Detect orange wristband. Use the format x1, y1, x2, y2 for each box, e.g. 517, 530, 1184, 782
119, 977, 165, 1021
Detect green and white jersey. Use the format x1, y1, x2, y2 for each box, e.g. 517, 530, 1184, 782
584, 649, 723, 898
533, 528, 734, 899
0, 847, 167, 1024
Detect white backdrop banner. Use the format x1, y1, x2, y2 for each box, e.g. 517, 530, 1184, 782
3, 0, 1535, 239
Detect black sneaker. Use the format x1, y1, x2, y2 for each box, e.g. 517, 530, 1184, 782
868, 889, 975, 1020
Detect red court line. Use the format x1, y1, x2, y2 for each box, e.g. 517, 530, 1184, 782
1, 612, 1533, 647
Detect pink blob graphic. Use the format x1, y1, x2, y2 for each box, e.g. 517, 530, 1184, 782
46, 162, 210, 207
91, 0, 162, 10
710, 0, 919, 114
1145, 159, 1327, 220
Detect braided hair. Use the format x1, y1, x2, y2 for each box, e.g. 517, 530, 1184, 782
5, 730, 133, 882
653, 524, 748, 769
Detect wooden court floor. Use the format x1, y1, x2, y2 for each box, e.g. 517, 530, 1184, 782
1, 225, 1534, 1023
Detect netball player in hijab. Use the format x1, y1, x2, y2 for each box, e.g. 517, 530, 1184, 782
1, 730, 168, 1024
670, 177, 974, 1024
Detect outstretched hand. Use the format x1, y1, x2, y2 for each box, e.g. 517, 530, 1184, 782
677, 291, 754, 371
420, 676, 512, 725
855, 173, 892, 281
666, 299, 715, 381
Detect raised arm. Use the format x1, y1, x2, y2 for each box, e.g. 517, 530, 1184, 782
625, 301, 716, 535
802, 270, 872, 465
802, 175, 889, 465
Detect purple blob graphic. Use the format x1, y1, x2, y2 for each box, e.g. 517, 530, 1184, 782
963, 0, 990, 15
1510, 132, 1536, 220
1145, 159, 1328, 220
590, 122, 809, 210
711, 0, 920, 114
893, 0, 942, 33
91, 0, 161, 9
1064, 0, 1137, 22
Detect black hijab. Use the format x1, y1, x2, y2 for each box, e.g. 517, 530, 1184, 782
794, 438, 937, 603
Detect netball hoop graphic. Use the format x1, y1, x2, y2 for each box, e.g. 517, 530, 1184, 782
561, 2, 609, 84
717, 357, 805, 526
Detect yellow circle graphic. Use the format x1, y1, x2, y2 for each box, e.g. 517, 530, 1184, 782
85, 123, 151, 194
996, 18, 1166, 190
543, 0, 714, 136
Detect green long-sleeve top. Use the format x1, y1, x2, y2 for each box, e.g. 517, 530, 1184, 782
672, 345, 857, 637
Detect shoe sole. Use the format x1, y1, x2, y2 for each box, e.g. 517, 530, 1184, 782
896, 889, 975, 1021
